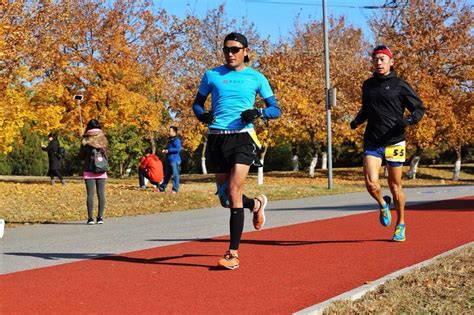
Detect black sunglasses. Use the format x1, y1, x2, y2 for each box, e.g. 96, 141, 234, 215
223, 46, 244, 54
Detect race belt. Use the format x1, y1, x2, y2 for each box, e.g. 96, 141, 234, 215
208, 128, 262, 150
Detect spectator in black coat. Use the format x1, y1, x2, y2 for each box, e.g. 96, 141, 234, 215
42, 132, 65, 185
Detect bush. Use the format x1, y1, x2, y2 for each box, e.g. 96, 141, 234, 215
57, 135, 83, 176
9, 129, 48, 176
333, 142, 364, 167
264, 143, 293, 171
0, 154, 12, 175
107, 125, 154, 177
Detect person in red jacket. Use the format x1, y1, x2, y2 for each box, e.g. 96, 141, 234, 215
138, 148, 164, 190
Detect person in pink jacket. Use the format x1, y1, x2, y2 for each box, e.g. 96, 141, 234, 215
79, 119, 109, 225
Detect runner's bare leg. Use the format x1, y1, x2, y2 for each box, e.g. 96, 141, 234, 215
363, 155, 385, 207
387, 166, 405, 224
228, 163, 251, 208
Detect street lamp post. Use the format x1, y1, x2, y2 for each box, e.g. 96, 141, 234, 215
74, 95, 84, 134
322, 0, 333, 190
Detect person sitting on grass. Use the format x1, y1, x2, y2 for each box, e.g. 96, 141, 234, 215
139, 148, 164, 191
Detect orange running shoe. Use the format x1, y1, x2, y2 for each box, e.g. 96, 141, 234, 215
217, 251, 239, 270
252, 194, 267, 230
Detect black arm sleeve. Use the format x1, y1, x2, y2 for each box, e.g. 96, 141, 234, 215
192, 92, 208, 117
400, 80, 425, 125
353, 82, 368, 125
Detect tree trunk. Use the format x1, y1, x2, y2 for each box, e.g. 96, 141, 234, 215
407, 156, 421, 179
309, 153, 318, 178
151, 141, 156, 154
258, 145, 268, 185
201, 158, 207, 175
149, 131, 156, 154
291, 144, 299, 171
321, 152, 327, 170
201, 136, 208, 175
125, 166, 132, 177
453, 146, 461, 181
291, 154, 299, 171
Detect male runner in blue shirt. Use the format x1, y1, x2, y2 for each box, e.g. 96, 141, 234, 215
193, 32, 281, 269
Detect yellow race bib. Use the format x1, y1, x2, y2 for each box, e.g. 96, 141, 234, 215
247, 130, 262, 150
385, 141, 406, 162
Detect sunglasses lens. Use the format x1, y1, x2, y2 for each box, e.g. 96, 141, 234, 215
223, 46, 242, 54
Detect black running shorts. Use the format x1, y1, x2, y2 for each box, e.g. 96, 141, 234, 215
207, 132, 261, 173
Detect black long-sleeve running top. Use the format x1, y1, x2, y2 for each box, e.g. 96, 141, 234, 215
353, 71, 425, 147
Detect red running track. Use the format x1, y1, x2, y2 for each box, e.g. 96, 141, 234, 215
1, 196, 473, 314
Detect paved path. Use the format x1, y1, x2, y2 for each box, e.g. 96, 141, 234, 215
0, 187, 473, 314
1, 185, 473, 275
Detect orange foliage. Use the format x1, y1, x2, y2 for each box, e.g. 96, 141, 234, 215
0, 0, 471, 167
259, 17, 369, 155
370, 0, 473, 155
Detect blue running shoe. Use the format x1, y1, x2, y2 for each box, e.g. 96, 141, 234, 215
393, 224, 406, 242
379, 195, 392, 227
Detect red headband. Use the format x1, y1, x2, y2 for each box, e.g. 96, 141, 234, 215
372, 46, 393, 58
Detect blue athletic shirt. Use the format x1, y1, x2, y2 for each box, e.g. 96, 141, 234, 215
194, 65, 279, 130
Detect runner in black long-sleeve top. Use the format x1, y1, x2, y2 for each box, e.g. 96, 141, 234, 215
351, 45, 425, 242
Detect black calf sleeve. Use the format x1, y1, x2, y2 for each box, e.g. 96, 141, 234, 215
242, 194, 255, 211
229, 208, 244, 250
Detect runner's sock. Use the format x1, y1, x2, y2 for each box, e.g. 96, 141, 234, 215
229, 208, 244, 250
242, 194, 255, 211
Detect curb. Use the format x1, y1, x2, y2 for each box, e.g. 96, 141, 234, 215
294, 242, 474, 315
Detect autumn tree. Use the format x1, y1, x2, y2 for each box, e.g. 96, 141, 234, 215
0, 0, 189, 175
370, 0, 473, 179
259, 17, 369, 175
0, 1, 42, 153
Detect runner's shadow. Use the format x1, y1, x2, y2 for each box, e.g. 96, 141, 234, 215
269, 204, 376, 212
5, 221, 87, 225
97, 253, 218, 269
406, 198, 474, 211
4, 252, 111, 260
4, 252, 218, 269
147, 238, 392, 246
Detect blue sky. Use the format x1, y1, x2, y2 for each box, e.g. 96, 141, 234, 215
155, 0, 391, 42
